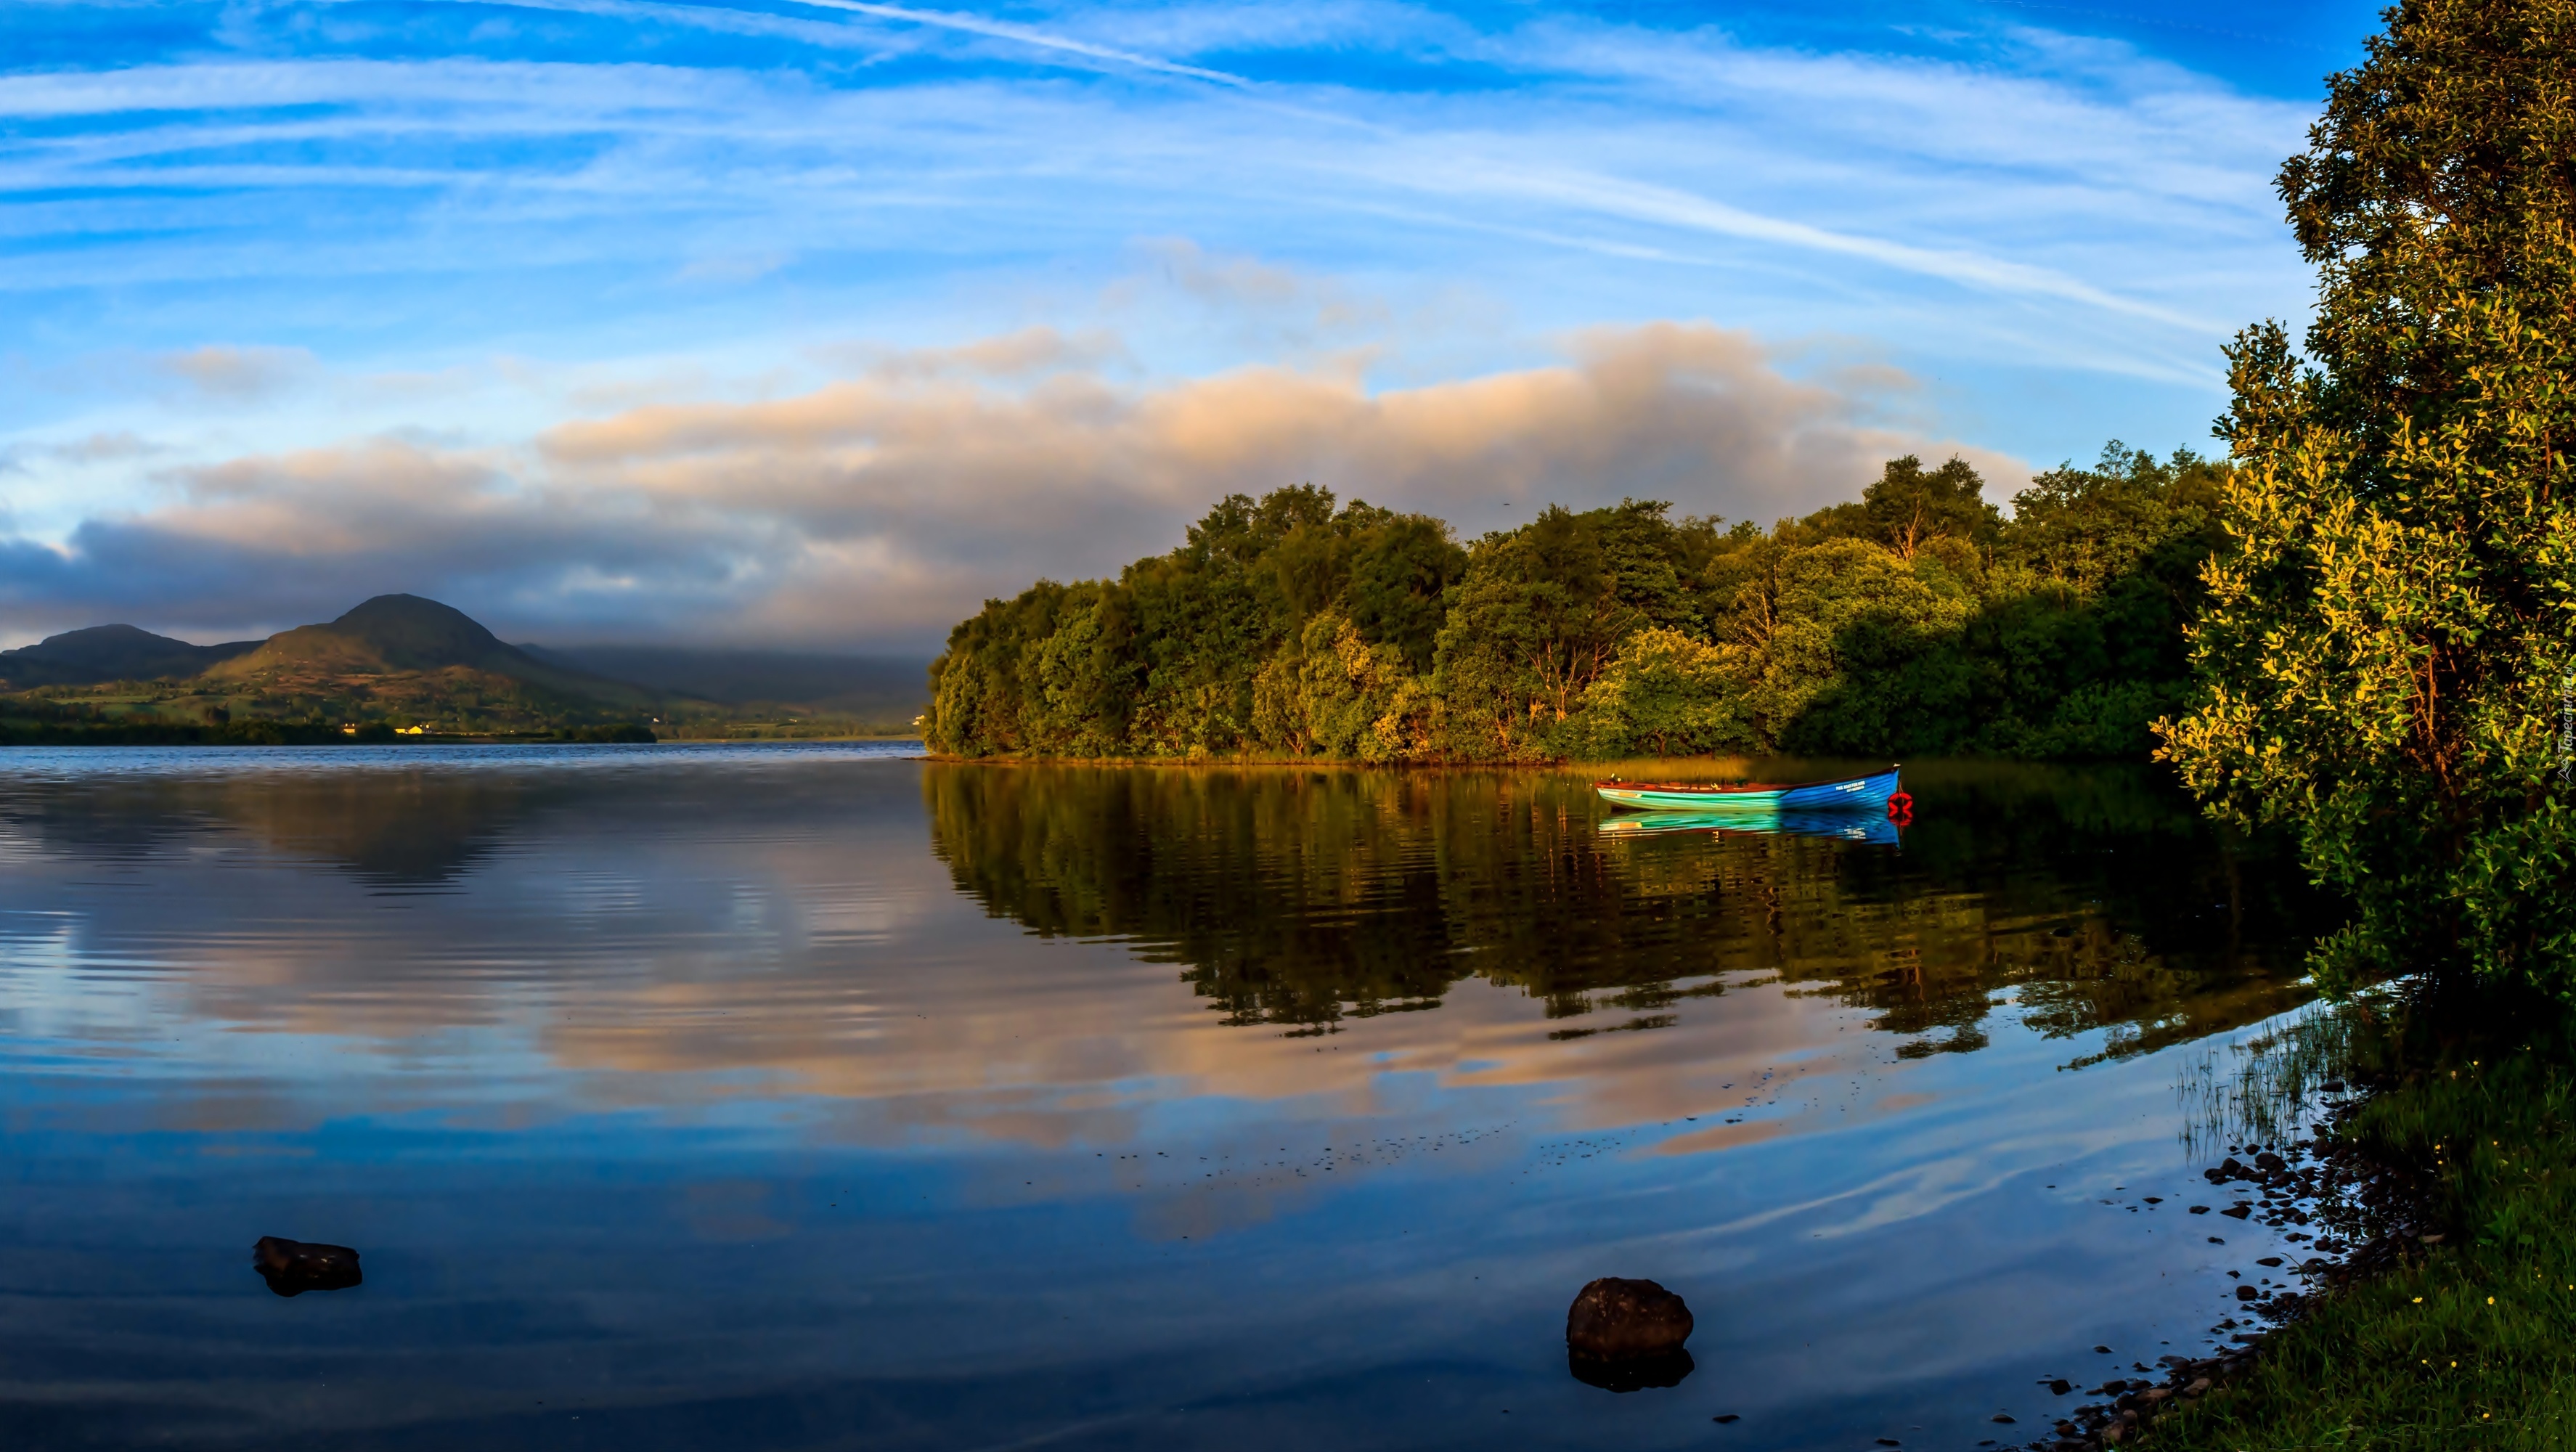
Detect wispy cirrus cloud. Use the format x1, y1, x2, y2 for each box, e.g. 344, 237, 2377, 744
767, 0, 1256, 83
0, 4, 2307, 375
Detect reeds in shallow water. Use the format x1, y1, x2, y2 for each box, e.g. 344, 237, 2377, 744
2176, 990, 2393, 1156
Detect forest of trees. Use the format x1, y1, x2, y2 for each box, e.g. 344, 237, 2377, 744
925, 442, 2228, 762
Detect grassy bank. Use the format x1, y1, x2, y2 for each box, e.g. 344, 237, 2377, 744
651, 721, 919, 741
2156, 999, 2576, 1451
0, 719, 374, 746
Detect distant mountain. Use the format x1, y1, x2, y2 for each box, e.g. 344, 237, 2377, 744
524, 644, 930, 722
208, 595, 649, 705
3, 595, 925, 735
0, 624, 261, 688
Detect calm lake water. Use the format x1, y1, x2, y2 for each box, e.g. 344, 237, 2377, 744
0, 746, 2339, 1450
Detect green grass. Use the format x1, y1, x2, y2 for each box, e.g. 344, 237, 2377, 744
2156, 1018, 2576, 1451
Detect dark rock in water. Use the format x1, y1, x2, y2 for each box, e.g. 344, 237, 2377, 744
1568, 1346, 1695, 1392
1565, 1277, 1694, 1360
2048, 1379, 2073, 1395
253, 1236, 362, 1297
1712, 1414, 1740, 1424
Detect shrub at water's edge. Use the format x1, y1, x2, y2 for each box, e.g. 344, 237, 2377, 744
2153, 0, 2575, 998
2157, 992, 2576, 1452
926, 446, 2225, 763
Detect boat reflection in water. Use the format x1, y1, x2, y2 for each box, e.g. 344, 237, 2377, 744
1594, 806, 1902, 847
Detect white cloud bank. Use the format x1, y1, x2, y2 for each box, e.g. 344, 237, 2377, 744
0, 321, 2018, 649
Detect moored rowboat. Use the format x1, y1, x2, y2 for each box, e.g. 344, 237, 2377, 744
1594, 767, 1902, 813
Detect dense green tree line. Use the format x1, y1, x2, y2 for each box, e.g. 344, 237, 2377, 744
926, 443, 2227, 760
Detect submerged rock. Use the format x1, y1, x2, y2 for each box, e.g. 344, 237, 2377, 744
253, 1236, 362, 1297
1565, 1276, 1694, 1360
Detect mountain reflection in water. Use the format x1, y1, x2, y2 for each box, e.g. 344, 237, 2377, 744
0, 748, 2336, 1452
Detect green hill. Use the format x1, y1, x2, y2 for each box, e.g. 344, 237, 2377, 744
0, 624, 260, 688
208, 595, 650, 706
2, 595, 924, 740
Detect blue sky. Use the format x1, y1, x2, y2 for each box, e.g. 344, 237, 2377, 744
0, 0, 2376, 648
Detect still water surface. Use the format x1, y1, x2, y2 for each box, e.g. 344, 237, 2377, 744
0, 746, 2334, 1449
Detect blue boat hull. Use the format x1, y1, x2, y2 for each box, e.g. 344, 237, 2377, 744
1595, 767, 1903, 814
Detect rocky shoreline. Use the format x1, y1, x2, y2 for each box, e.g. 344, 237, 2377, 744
2021, 1085, 2439, 1451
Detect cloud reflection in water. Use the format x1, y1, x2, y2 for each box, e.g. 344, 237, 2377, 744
0, 749, 2331, 1450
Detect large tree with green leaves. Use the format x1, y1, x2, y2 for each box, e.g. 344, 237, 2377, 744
2158, 0, 2576, 991
1432, 500, 1698, 757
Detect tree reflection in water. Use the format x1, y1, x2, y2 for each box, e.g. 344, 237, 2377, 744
924, 759, 2331, 1061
